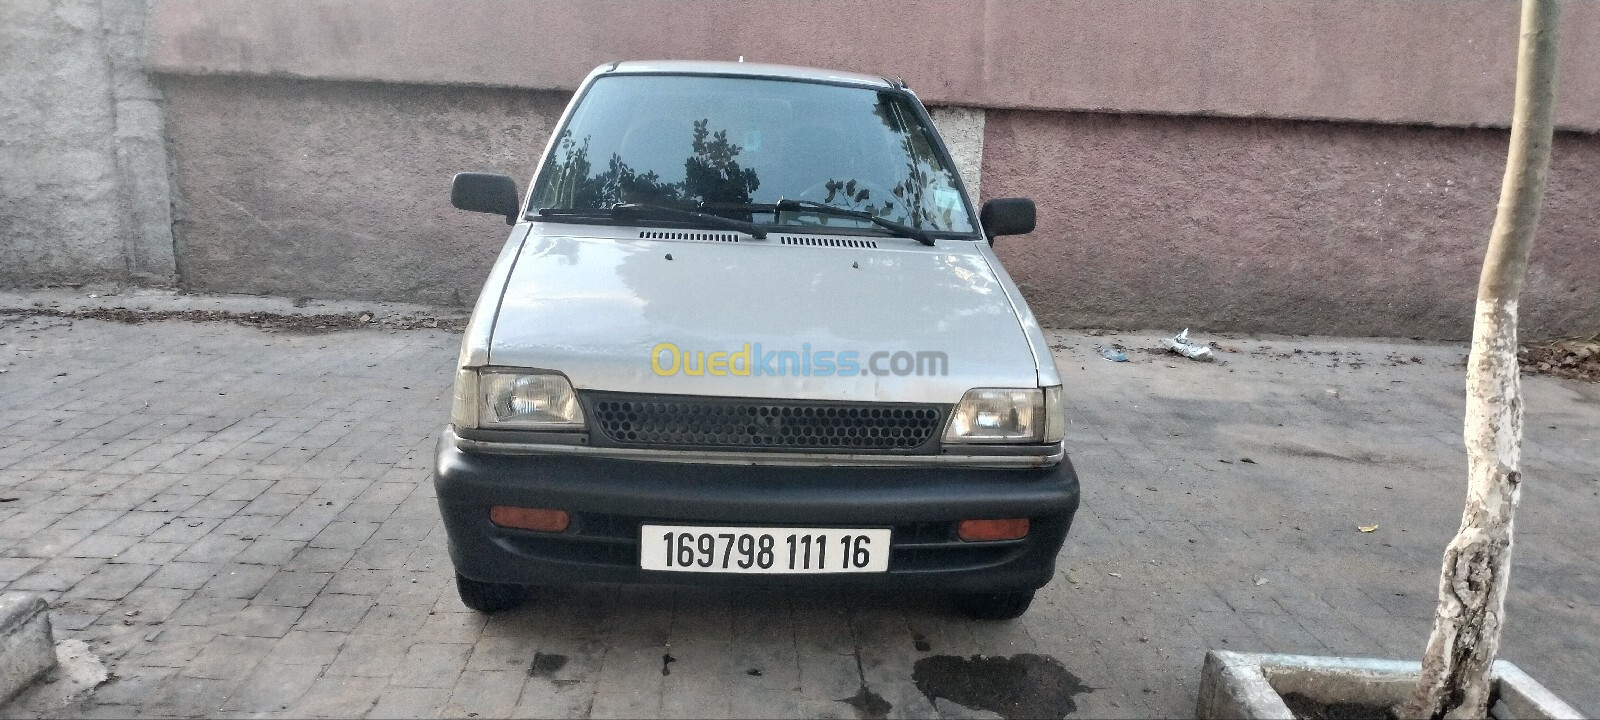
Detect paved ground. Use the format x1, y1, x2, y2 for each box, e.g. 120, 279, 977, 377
1, 295, 1596, 718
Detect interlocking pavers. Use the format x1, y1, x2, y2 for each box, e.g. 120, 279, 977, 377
283, 547, 356, 574
307, 521, 379, 551
289, 675, 388, 718
259, 629, 346, 669
196, 564, 278, 600
511, 673, 601, 720
16, 521, 90, 554
393, 642, 472, 688
6, 557, 104, 593
251, 570, 332, 609
64, 533, 140, 560
218, 661, 324, 714
411, 609, 485, 645
322, 634, 407, 678
145, 517, 220, 546
465, 635, 542, 674
64, 562, 158, 601
0, 557, 42, 583
140, 675, 236, 718
170, 596, 246, 627
90, 665, 178, 707
349, 602, 429, 637
1, 307, 1598, 718
292, 593, 376, 634
587, 679, 663, 720
47, 597, 115, 632
126, 626, 218, 669
368, 686, 452, 719
443, 669, 528, 717
180, 635, 276, 680
217, 604, 304, 638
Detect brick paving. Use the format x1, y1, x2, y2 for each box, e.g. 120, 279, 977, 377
1, 305, 1597, 718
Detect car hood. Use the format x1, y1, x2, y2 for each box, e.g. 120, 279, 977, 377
487, 231, 1041, 403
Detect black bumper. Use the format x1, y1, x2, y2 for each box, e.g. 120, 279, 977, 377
432, 434, 1080, 593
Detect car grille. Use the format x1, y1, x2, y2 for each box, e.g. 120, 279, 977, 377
581, 392, 945, 452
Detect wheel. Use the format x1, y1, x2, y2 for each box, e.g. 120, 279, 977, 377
455, 573, 527, 613
954, 590, 1035, 620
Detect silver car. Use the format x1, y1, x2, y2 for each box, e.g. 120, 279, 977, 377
436, 61, 1079, 620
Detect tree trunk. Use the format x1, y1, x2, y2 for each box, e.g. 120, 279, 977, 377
1401, 1, 1562, 718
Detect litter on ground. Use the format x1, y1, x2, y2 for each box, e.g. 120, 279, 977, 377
1099, 347, 1129, 362
1161, 328, 1215, 362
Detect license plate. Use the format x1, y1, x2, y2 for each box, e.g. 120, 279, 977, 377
640, 525, 891, 574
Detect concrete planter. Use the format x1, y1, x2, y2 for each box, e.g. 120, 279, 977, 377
1196, 651, 1583, 720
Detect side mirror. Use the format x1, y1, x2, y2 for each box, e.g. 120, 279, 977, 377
980, 198, 1036, 240
451, 172, 521, 225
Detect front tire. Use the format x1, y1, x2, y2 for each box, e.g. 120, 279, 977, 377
954, 590, 1035, 620
455, 573, 527, 613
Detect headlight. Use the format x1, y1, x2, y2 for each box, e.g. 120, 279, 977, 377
453, 370, 585, 430
942, 387, 1065, 444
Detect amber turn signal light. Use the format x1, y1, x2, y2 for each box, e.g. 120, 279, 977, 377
490, 506, 570, 533
957, 518, 1030, 542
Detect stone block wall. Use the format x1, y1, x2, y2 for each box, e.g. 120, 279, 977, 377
0, 0, 174, 287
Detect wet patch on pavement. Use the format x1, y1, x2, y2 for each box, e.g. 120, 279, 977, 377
529, 652, 567, 677
912, 653, 1091, 719
840, 684, 893, 720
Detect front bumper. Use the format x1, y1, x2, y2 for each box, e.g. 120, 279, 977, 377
432, 430, 1080, 592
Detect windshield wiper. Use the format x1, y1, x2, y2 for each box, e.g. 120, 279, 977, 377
537, 203, 766, 239
772, 199, 934, 246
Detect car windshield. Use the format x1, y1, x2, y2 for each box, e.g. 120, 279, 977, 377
528, 74, 976, 234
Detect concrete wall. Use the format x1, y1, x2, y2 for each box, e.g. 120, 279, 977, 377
929, 107, 986, 202
163, 77, 566, 305
146, 0, 1600, 131
138, 0, 1600, 338
10, 0, 1600, 338
983, 113, 1600, 339
0, 0, 175, 287
160, 79, 990, 307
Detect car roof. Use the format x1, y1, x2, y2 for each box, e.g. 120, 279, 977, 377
600, 60, 895, 90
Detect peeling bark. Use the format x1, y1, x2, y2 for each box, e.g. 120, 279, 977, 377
1402, 2, 1562, 718
1404, 300, 1524, 719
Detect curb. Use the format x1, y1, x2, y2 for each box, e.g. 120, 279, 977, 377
0, 593, 57, 704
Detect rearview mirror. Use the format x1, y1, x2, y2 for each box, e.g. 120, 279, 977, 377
980, 198, 1036, 240
451, 172, 521, 225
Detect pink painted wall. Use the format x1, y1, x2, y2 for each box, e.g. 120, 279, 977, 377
147, 0, 1600, 131
144, 0, 1600, 337
164, 77, 568, 306
982, 111, 1600, 338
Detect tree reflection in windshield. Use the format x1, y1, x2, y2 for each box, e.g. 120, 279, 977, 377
684, 120, 760, 205
814, 94, 959, 229
528, 75, 976, 233
821, 179, 888, 214
875, 92, 958, 231
539, 119, 759, 210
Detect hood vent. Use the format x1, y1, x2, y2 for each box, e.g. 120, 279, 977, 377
777, 235, 878, 249
638, 231, 741, 242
